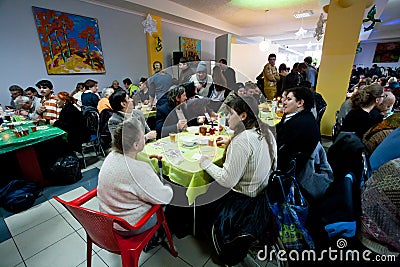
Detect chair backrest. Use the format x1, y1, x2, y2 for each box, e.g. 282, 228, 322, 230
99, 109, 113, 136
53, 188, 131, 253
83, 109, 100, 137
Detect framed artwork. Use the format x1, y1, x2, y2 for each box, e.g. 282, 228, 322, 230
32, 6, 105, 74
179, 36, 201, 61
373, 42, 400, 63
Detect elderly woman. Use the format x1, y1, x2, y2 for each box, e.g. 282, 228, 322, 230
108, 91, 156, 142
14, 95, 41, 120
97, 87, 114, 114
276, 86, 320, 174
52, 92, 87, 151
98, 118, 173, 235
341, 84, 384, 139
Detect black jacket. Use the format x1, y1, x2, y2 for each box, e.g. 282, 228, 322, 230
54, 103, 88, 151
276, 110, 320, 174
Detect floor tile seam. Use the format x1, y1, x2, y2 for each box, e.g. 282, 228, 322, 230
10, 212, 61, 238
137, 246, 162, 266
21, 230, 77, 262
177, 253, 195, 267
74, 250, 110, 267
202, 256, 213, 267
92, 250, 111, 267
10, 237, 25, 267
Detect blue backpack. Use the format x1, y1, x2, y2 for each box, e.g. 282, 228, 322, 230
0, 180, 40, 213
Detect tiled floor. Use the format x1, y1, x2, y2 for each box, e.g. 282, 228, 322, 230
0, 151, 279, 267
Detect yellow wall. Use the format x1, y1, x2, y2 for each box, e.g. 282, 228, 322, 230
318, 0, 368, 136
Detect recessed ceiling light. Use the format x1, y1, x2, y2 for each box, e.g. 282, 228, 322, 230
293, 10, 314, 19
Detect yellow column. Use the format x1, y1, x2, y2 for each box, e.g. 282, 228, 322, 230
145, 14, 164, 76
317, 0, 371, 136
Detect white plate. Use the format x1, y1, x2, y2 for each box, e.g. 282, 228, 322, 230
197, 136, 209, 145
180, 136, 197, 147
186, 126, 199, 134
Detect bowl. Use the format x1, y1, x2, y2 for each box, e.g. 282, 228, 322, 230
180, 136, 197, 147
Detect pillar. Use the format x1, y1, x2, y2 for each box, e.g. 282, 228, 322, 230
317, 0, 370, 136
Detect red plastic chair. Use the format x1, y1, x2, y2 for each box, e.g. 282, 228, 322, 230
53, 188, 178, 267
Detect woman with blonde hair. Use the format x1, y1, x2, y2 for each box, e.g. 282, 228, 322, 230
341, 84, 385, 139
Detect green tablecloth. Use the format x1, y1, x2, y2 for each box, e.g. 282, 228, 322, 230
0, 122, 66, 154
137, 132, 225, 205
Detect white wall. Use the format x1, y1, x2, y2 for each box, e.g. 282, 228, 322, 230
0, 0, 218, 106
354, 40, 400, 68
230, 43, 279, 83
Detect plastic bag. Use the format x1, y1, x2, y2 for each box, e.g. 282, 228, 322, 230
270, 176, 315, 250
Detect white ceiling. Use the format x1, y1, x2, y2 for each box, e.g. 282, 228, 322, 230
86, 0, 400, 53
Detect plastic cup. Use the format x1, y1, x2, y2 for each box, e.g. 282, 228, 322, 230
30, 126, 37, 132
9, 123, 15, 130
169, 133, 177, 143
13, 130, 22, 138
208, 137, 215, 147
199, 126, 207, 136
22, 128, 29, 136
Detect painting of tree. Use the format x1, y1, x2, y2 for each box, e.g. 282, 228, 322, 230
32, 7, 105, 74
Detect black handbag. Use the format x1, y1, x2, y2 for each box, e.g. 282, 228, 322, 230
211, 190, 275, 266
50, 155, 82, 184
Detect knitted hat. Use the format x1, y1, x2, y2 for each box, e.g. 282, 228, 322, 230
196, 61, 207, 73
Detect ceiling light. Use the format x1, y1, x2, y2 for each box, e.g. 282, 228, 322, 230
295, 27, 308, 38
259, 38, 271, 52
293, 10, 314, 19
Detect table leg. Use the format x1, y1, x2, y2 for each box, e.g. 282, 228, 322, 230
193, 200, 196, 236
15, 146, 45, 186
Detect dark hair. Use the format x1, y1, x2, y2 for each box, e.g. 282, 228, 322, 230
182, 82, 196, 99
84, 79, 97, 90
224, 96, 275, 162
351, 84, 383, 109
9, 85, 23, 93
268, 54, 276, 60
109, 91, 127, 112
292, 62, 300, 72
179, 57, 189, 64
57, 91, 76, 105
278, 63, 287, 72
25, 87, 38, 94
123, 78, 132, 85
153, 61, 162, 70
286, 87, 315, 111
112, 118, 143, 154
298, 63, 308, 71
304, 56, 313, 65
139, 77, 147, 83
219, 58, 227, 65
71, 82, 85, 96
35, 80, 53, 89
167, 85, 185, 106
299, 80, 312, 89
